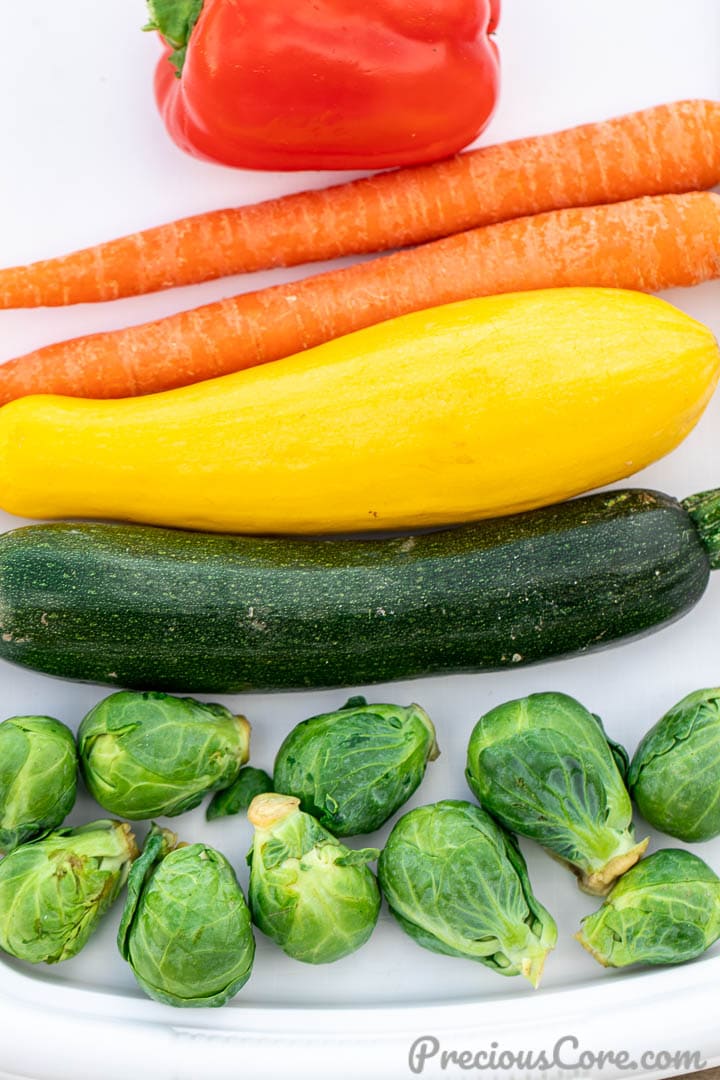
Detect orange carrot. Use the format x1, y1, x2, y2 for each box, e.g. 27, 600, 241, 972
0, 191, 718, 404
1, 99, 720, 307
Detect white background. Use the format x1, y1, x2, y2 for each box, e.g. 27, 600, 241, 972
0, 1, 719, 1078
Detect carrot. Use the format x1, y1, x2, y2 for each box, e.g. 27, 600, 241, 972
0, 191, 718, 404
1, 99, 720, 308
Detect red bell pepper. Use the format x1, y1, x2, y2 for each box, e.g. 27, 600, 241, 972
147, 0, 500, 171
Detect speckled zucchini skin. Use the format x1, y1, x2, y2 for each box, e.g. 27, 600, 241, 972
0, 489, 710, 693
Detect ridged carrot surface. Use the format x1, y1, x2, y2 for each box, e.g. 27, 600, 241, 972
0, 191, 719, 403
0, 99, 719, 306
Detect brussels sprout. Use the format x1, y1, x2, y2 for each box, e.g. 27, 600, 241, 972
466, 692, 647, 895
629, 688, 720, 842
248, 793, 381, 963
0, 819, 138, 964
273, 696, 439, 836
594, 715, 630, 782
207, 767, 274, 821
78, 691, 251, 819
576, 849, 720, 968
0, 716, 78, 853
118, 825, 255, 1007
378, 800, 556, 987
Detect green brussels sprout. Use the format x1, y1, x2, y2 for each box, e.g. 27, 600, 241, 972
248, 793, 381, 964
118, 825, 255, 1007
595, 716, 630, 782
466, 692, 647, 895
0, 819, 138, 964
378, 801, 557, 987
629, 688, 720, 842
273, 696, 439, 836
0, 716, 78, 853
207, 767, 274, 821
78, 691, 251, 819
576, 849, 720, 968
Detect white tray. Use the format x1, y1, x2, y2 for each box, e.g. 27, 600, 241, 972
1, 2, 719, 1078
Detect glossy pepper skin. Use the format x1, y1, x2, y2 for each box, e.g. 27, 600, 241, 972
149, 0, 501, 171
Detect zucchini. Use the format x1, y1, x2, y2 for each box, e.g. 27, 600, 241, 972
0, 486, 717, 693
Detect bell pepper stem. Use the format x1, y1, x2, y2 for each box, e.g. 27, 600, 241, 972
144, 0, 204, 76
683, 488, 720, 570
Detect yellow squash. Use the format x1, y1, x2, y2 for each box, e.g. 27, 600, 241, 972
0, 287, 717, 534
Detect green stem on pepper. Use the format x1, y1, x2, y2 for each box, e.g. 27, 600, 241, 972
144, 0, 204, 76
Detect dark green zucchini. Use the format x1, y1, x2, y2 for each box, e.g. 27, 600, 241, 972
0, 487, 717, 693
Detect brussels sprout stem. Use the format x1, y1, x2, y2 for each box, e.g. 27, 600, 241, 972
248, 793, 300, 831
574, 929, 610, 967
413, 705, 441, 762
503, 930, 554, 988
577, 837, 649, 896
521, 950, 548, 990
117, 822, 141, 864
684, 488, 720, 570
234, 715, 252, 766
